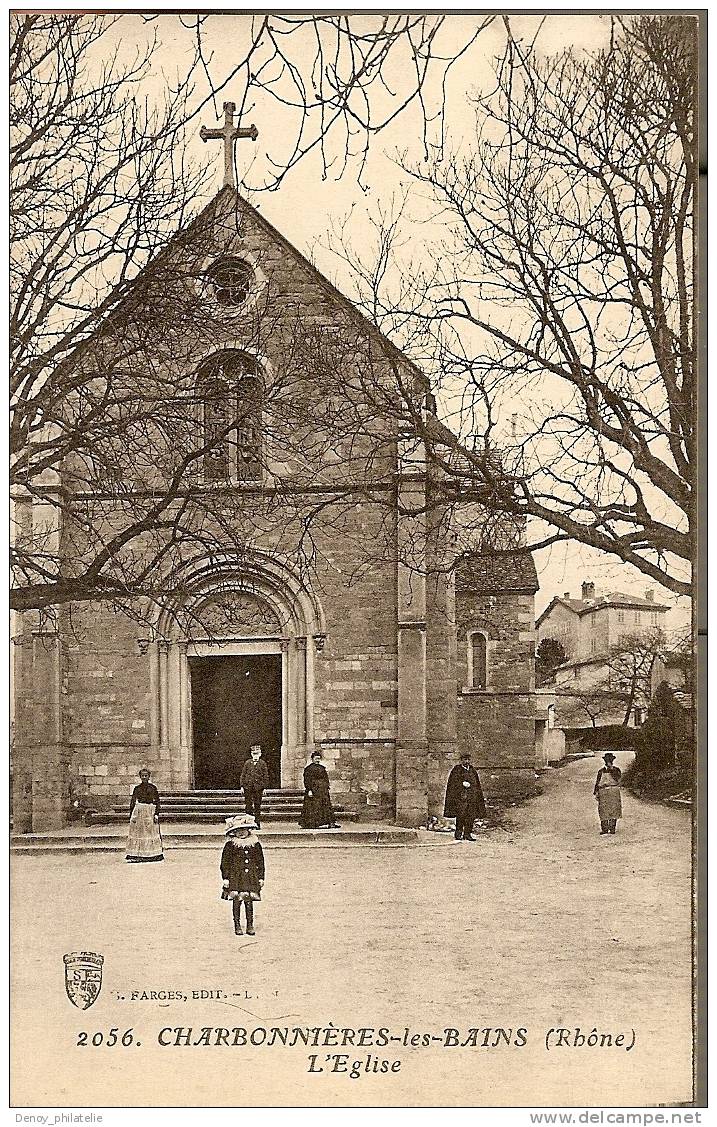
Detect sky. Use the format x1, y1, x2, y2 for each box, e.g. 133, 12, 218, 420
81, 13, 691, 626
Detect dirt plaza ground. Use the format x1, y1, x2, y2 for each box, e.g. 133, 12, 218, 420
11, 754, 693, 1107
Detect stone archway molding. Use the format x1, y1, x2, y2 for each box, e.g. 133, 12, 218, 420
154, 548, 327, 643
148, 549, 327, 792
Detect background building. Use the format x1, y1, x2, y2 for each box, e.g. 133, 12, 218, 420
536, 580, 671, 734
537, 580, 669, 662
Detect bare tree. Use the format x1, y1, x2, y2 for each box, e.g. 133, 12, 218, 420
11, 11, 494, 397
606, 629, 665, 724
554, 627, 666, 728
11, 13, 499, 616
11, 16, 206, 469
658, 628, 694, 692
182, 13, 495, 190
13, 170, 517, 624
561, 682, 627, 729
11, 210, 418, 615
328, 15, 696, 597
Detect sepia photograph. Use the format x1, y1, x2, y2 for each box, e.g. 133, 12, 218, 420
9, 9, 702, 1111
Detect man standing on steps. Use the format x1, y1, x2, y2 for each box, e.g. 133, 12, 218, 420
240, 745, 269, 829
443, 751, 487, 841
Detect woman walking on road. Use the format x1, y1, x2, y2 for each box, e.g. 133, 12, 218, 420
593, 753, 623, 835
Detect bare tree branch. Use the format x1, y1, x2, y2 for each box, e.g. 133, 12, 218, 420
326, 15, 695, 597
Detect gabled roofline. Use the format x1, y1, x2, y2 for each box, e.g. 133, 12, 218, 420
537, 592, 671, 629
578, 590, 672, 614
66, 185, 427, 387
535, 595, 579, 629
228, 188, 426, 382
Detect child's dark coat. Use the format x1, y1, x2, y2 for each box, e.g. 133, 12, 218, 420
220, 836, 265, 899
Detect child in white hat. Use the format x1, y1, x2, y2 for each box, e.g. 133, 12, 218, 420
221, 814, 265, 935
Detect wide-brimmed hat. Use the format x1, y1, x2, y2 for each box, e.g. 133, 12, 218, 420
602, 753, 616, 763
225, 814, 258, 835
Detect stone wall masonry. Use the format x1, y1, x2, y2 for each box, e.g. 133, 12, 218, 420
42, 193, 407, 821
456, 591, 536, 693
88, 193, 405, 506
452, 588, 539, 794
425, 553, 458, 815
455, 691, 538, 770
310, 504, 398, 751
429, 701, 538, 814
314, 649, 397, 743
52, 601, 159, 812
69, 748, 159, 811
12, 627, 69, 831
317, 740, 395, 818
39, 532, 539, 821
63, 603, 151, 736
53, 499, 400, 813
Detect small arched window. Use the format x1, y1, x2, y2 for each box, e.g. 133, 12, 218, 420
197, 350, 262, 482
467, 630, 488, 690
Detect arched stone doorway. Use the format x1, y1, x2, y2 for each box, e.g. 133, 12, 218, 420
151, 552, 326, 792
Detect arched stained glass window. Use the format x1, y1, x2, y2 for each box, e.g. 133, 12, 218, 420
196, 350, 262, 482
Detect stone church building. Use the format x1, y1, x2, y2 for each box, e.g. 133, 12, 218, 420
13, 177, 540, 832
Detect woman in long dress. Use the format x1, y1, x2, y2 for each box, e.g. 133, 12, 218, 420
299, 750, 339, 829
593, 753, 622, 835
126, 768, 164, 862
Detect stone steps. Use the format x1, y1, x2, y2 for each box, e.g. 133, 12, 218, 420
10, 824, 420, 854
153, 795, 305, 801
87, 810, 357, 824
84, 788, 354, 826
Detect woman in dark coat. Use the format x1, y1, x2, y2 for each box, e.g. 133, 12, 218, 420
220, 814, 265, 936
126, 768, 163, 862
593, 753, 623, 835
444, 752, 487, 841
299, 750, 339, 829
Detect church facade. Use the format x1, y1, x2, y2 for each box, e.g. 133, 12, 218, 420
12, 186, 540, 832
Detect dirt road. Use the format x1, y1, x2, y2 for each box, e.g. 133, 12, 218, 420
11, 752, 692, 1106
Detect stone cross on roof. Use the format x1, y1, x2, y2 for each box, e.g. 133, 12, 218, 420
200, 101, 258, 190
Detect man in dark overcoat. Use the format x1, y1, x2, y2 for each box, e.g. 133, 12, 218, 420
240, 745, 269, 829
444, 751, 487, 841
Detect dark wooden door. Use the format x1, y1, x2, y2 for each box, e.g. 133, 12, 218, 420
190, 655, 282, 789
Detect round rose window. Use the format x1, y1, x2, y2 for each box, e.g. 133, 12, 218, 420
205, 258, 254, 307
